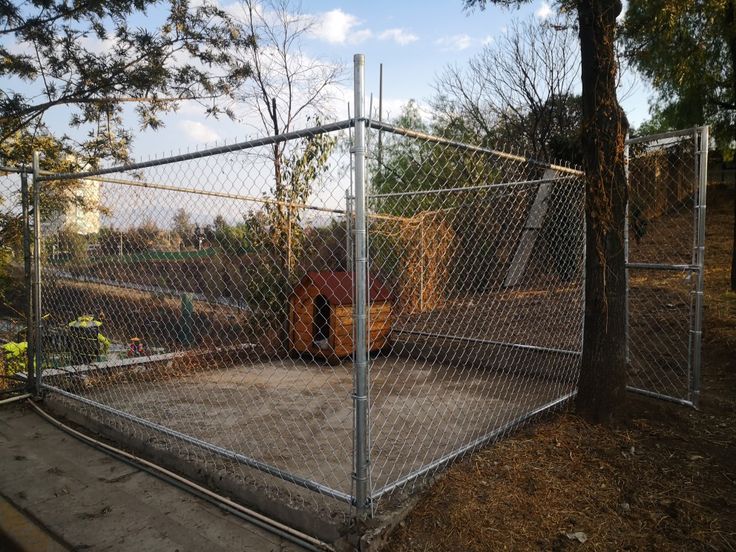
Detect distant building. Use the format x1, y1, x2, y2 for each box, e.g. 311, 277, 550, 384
44, 178, 101, 236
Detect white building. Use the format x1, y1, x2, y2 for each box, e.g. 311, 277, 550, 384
45, 178, 101, 236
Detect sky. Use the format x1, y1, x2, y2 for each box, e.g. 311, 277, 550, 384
2, 0, 655, 228
6, 0, 654, 163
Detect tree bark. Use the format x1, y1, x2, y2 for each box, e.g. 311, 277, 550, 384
728, 0, 736, 292
575, 0, 629, 423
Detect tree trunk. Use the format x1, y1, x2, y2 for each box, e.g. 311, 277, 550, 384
728, 0, 736, 292
575, 0, 629, 423
732, 177, 735, 291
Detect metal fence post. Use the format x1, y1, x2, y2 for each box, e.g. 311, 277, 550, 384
31, 152, 43, 395
352, 52, 370, 518
20, 169, 35, 390
691, 126, 708, 407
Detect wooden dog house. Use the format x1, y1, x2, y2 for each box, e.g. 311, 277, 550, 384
289, 271, 393, 358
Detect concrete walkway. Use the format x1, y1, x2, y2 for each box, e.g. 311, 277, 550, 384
0, 402, 304, 552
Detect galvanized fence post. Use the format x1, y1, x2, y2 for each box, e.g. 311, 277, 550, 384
20, 169, 35, 390
691, 126, 708, 407
352, 53, 370, 518
31, 152, 43, 395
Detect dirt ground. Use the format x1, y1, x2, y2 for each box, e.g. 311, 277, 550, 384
71, 355, 565, 498
384, 185, 736, 551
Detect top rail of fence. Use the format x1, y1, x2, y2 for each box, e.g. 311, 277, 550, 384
36, 117, 585, 183
625, 126, 706, 146
367, 119, 584, 177
366, 175, 579, 199
38, 119, 357, 182
0, 165, 28, 174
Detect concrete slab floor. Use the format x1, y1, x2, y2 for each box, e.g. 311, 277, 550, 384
0, 402, 305, 552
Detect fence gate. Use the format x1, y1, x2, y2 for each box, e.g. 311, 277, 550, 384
625, 127, 708, 407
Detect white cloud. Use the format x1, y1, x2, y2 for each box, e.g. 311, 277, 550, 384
78, 35, 119, 54
481, 35, 493, 46
379, 28, 418, 46
178, 120, 220, 143
535, 1, 554, 20
311, 9, 371, 44
435, 34, 472, 52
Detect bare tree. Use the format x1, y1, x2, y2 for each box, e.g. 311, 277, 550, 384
231, 0, 342, 270
233, 0, 342, 136
433, 17, 581, 161
229, 0, 341, 349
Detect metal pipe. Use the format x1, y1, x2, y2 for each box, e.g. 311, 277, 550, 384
0, 165, 27, 174
351, 53, 370, 519
419, 219, 424, 312
370, 391, 576, 499
691, 126, 709, 407
686, 128, 699, 402
392, 328, 581, 356
366, 120, 584, 177
625, 127, 703, 146
0, 393, 33, 406
366, 175, 577, 199
31, 152, 43, 395
378, 63, 383, 175
39, 119, 356, 181
20, 171, 34, 390
42, 384, 354, 503
624, 262, 699, 272
345, 188, 352, 270
626, 386, 695, 408
79, 174, 348, 215
58, 174, 410, 222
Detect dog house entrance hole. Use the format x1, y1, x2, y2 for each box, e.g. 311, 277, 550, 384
313, 294, 331, 346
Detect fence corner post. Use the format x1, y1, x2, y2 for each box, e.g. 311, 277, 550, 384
352, 52, 371, 520
20, 169, 35, 392
691, 125, 709, 408
31, 151, 43, 397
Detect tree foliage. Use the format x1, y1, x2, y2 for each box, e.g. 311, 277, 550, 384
623, 0, 736, 291
172, 208, 194, 245
623, 0, 736, 157
1, 0, 253, 165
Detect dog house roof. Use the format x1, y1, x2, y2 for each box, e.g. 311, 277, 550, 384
293, 271, 392, 306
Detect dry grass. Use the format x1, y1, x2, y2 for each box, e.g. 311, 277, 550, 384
385, 185, 736, 551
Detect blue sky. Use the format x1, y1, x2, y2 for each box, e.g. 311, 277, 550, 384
7, 0, 654, 161
147, 0, 650, 158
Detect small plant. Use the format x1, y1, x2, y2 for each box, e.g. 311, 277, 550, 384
2, 340, 28, 375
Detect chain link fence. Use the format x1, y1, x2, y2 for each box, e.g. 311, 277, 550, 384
35, 123, 361, 531
0, 60, 708, 536
625, 128, 708, 407
362, 122, 585, 509
1, 168, 33, 395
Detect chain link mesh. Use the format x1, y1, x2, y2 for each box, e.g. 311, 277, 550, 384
1, 170, 31, 394
3, 120, 706, 527
363, 125, 585, 508
37, 126, 358, 523
625, 129, 706, 405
